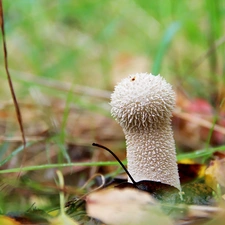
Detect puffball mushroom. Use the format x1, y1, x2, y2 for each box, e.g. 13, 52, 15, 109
110, 73, 181, 191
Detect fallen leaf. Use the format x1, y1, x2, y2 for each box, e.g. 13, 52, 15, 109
86, 188, 173, 225
116, 180, 178, 201
178, 162, 206, 184
0, 216, 22, 225
205, 158, 225, 191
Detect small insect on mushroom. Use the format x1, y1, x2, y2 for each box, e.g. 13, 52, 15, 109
110, 73, 181, 191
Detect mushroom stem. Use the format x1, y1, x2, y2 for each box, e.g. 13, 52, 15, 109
125, 124, 180, 190
110, 73, 181, 191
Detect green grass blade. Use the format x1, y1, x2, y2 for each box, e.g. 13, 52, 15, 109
0, 160, 125, 174
0, 142, 33, 166
177, 145, 225, 161
152, 21, 181, 75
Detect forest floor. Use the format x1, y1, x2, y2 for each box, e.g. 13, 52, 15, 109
0, 1, 225, 224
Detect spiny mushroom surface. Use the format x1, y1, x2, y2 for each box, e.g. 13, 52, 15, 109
110, 72, 181, 190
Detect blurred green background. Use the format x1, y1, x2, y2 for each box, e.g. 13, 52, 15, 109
1, 0, 224, 99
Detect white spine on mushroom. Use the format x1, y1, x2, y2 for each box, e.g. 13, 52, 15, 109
110, 73, 181, 191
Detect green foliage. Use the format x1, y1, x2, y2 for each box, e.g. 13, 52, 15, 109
1, 0, 224, 93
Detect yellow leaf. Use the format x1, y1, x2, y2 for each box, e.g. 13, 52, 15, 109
0, 216, 22, 225
205, 158, 225, 191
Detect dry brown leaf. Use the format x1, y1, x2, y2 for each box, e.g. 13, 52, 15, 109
86, 188, 173, 225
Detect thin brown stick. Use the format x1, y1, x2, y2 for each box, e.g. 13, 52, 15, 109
0, 136, 45, 142
173, 109, 225, 135
9, 69, 111, 100
185, 35, 225, 74
0, 2, 26, 153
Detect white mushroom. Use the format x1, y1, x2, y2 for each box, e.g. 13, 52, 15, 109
110, 73, 181, 190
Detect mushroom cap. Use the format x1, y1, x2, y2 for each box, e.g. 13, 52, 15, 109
110, 73, 176, 131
